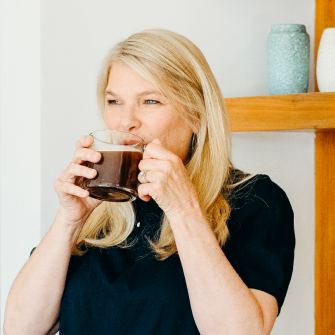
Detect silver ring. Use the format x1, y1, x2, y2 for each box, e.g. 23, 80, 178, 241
140, 170, 149, 183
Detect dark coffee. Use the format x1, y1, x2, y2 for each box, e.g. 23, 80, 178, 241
81, 146, 143, 202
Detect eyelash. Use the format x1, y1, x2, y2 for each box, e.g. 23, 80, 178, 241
106, 100, 160, 105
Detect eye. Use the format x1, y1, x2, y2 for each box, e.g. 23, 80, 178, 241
106, 100, 121, 105
145, 100, 160, 104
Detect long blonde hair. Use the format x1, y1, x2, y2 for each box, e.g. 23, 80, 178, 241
74, 29, 249, 260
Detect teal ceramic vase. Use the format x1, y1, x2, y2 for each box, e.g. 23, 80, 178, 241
267, 24, 310, 95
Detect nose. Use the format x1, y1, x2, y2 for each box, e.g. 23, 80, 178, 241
119, 104, 141, 133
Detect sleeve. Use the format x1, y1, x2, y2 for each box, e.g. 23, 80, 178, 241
223, 175, 295, 316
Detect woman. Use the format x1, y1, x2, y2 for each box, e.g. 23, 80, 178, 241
4, 29, 295, 335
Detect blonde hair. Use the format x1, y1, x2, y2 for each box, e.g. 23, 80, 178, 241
73, 29, 250, 260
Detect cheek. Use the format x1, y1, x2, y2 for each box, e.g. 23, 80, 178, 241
173, 124, 193, 155
163, 124, 192, 156
143, 117, 168, 140
104, 112, 118, 129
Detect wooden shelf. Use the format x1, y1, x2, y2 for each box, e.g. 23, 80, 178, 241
225, 1, 335, 333
225, 92, 335, 132
226, 90, 335, 333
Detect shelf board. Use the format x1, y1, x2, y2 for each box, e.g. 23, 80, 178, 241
225, 92, 335, 132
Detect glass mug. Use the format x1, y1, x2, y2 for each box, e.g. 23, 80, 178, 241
80, 130, 145, 202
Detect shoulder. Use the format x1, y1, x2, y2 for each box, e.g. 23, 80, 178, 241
225, 174, 294, 244
228, 174, 293, 222
223, 174, 295, 315
229, 174, 288, 203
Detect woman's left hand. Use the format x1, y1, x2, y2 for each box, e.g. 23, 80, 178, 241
138, 139, 201, 221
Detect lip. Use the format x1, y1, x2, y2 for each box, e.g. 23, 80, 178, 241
89, 130, 146, 150
127, 133, 149, 146
127, 133, 148, 148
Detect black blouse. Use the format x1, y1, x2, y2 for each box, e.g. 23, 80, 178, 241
53, 174, 295, 334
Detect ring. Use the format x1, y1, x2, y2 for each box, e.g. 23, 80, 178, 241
140, 170, 149, 183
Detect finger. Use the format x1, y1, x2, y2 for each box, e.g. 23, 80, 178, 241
138, 170, 158, 184
55, 180, 89, 198
60, 163, 97, 182
75, 135, 94, 150
143, 140, 174, 160
139, 158, 174, 175
72, 148, 101, 165
137, 183, 153, 202
151, 138, 162, 146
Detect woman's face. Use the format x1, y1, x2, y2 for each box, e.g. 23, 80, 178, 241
104, 62, 194, 163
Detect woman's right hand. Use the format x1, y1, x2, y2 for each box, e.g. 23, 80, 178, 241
54, 135, 102, 227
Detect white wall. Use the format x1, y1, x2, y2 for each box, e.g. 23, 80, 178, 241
0, 0, 41, 329
231, 130, 315, 334
0, 0, 315, 333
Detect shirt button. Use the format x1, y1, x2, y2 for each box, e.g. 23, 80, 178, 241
137, 222, 141, 227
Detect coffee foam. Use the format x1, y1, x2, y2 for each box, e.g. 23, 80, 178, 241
91, 143, 142, 152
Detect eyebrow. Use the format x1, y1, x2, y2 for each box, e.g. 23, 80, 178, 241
105, 90, 162, 97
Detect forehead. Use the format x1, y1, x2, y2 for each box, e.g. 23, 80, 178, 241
107, 62, 159, 93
